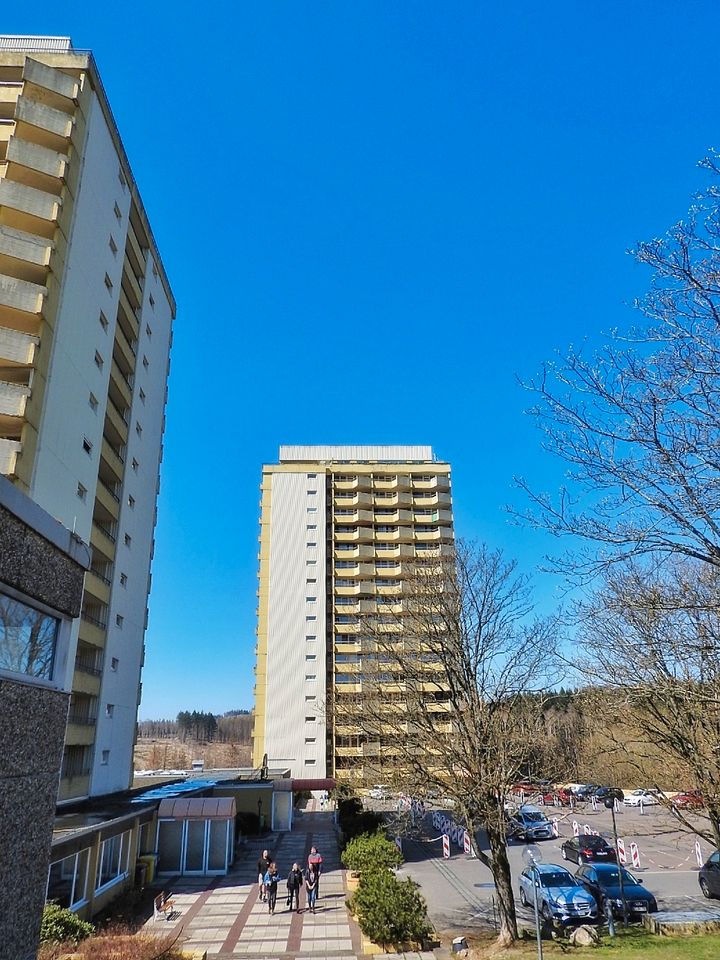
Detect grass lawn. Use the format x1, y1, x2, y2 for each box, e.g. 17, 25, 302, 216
468, 928, 720, 959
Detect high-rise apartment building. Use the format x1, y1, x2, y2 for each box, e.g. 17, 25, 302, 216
252, 445, 454, 783
0, 36, 175, 801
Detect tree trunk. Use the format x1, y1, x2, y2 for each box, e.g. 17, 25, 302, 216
486, 823, 518, 946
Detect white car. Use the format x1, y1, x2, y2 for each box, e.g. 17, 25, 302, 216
623, 789, 659, 807
368, 784, 389, 800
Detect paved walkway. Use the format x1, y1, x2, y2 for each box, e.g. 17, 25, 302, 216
145, 804, 359, 958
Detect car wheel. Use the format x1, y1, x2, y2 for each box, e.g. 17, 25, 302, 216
520, 887, 528, 907
541, 903, 553, 923
700, 879, 713, 900
561, 847, 568, 860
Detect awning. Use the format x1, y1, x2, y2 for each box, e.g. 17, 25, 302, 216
157, 797, 236, 820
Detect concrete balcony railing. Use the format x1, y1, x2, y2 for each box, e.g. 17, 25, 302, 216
6, 135, 67, 181
0, 272, 46, 315
0, 223, 53, 267
0, 177, 61, 222
0, 437, 21, 475
15, 96, 73, 140
0, 324, 38, 364
0, 379, 29, 417
23, 57, 79, 101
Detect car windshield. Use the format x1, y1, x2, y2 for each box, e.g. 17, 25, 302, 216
523, 811, 547, 823
597, 869, 638, 887
540, 872, 573, 887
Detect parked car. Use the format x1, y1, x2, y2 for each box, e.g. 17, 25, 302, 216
518, 864, 598, 925
368, 784, 389, 800
672, 790, 704, 811
508, 805, 554, 841
572, 784, 599, 801
542, 788, 573, 806
561, 835, 617, 865
575, 863, 658, 919
699, 850, 720, 899
594, 786, 625, 803
623, 789, 660, 807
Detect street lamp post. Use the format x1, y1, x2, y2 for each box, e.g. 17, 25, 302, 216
605, 797, 628, 927
523, 845, 544, 960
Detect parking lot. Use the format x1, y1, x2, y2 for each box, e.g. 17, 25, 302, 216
388, 801, 717, 934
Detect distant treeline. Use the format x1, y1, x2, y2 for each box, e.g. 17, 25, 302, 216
138, 709, 253, 744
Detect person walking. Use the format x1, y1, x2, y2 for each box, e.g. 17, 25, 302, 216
307, 846, 323, 899
264, 862, 279, 914
257, 849, 271, 902
305, 864, 318, 914
287, 862, 304, 912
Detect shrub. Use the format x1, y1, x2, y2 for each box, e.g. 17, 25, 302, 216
350, 868, 431, 947
38, 924, 185, 959
40, 903, 94, 945
341, 831, 403, 874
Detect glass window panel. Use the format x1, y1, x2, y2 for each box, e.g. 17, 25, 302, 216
0, 591, 59, 679
158, 820, 183, 873
208, 820, 227, 872
185, 820, 206, 872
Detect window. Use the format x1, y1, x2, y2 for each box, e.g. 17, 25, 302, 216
99, 311, 109, 332
94, 351, 104, 370
307, 488, 317, 496
306, 615, 317, 623
375, 508, 396, 516
305, 694, 316, 702
306, 635, 316, 642
139, 388, 146, 404
336, 597, 356, 606
306, 654, 317, 662
109, 236, 117, 255
308, 473, 317, 479
335, 560, 356, 568
82, 437, 92, 455
124, 534, 132, 547
306, 596, 317, 603
377, 525, 398, 533
305, 737, 316, 744
335, 526, 355, 533
95, 830, 130, 891
127, 495, 135, 509
47, 850, 90, 909
89, 392, 98, 412
148, 294, 155, 309
306, 759, 316, 766
105, 704, 114, 717
306, 559, 317, 566
305, 715, 316, 723
104, 273, 113, 292
306, 542, 317, 549
135, 422, 142, 437
119, 573, 127, 588
110, 657, 119, 671
77, 482, 87, 501
307, 524, 317, 532
307, 506, 317, 514
132, 458, 139, 472
336, 544, 355, 552
142, 355, 149, 370
101, 749, 110, 764
114, 201, 122, 219
305, 674, 316, 681
115, 614, 123, 628
306, 577, 317, 585
0, 590, 59, 681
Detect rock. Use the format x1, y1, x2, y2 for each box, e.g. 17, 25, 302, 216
569, 925, 600, 947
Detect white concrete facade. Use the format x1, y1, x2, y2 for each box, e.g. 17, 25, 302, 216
264, 471, 328, 777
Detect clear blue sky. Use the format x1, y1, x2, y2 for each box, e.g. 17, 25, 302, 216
11, 2, 720, 718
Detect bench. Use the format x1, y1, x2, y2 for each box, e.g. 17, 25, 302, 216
153, 891, 175, 921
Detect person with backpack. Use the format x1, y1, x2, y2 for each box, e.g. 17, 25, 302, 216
307, 846, 323, 899
305, 863, 318, 914
286, 862, 304, 912
264, 862, 279, 914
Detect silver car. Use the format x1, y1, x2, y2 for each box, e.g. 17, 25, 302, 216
508, 805, 554, 841
519, 863, 598, 925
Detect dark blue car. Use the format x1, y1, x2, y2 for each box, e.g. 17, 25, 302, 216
575, 863, 658, 919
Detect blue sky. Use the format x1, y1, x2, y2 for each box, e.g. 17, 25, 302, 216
11, 2, 720, 717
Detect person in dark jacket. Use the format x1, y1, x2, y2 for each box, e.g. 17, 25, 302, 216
308, 846, 323, 899
257, 849, 271, 902
264, 862, 279, 914
305, 864, 318, 914
287, 862, 304, 912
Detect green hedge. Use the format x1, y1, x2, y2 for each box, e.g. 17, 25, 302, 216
350, 868, 431, 947
40, 903, 94, 944
341, 831, 403, 874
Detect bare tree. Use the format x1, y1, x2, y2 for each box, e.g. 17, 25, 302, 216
574, 557, 720, 848
342, 541, 558, 945
516, 153, 720, 579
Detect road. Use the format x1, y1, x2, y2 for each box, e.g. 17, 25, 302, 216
385, 802, 718, 934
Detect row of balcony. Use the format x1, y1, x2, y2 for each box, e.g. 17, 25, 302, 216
334, 509, 453, 527
334, 530, 453, 554
332, 473, 450, 490
334, 490, 451, 508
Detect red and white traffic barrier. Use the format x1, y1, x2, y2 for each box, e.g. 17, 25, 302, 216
442, 834, 450, 859
630, 842, 641, 869
617, 839, 627, 864
591, 795, 598, 811
695, 840, 703, 868
552, 818, 559, 838
463, 831, 471, 854
572, 820, 579, 837
584, 823, 592, 835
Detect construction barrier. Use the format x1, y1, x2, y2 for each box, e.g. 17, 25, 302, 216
617, 839, 626, 864
591, 795, 598, 811
463, 831, 471, 854
630, 842, 641, 868
584, 823, 591, 835
443, 834, 450, 859
696, 841, 703, 868
573, 820, 579, 837
552, 818, 559, 838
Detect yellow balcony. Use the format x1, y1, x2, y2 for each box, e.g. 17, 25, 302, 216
57, 775, 90, 802
15, 96, 73, 141
0, 379, 29, 417
114, 322, 137, 373
0, 174, 60, 222
6, 136, 67, 190
415, 529, 441, 541
376, 529, 400, 542
23, 57, 79, 102
334, 600, 359, 613
0, 272, 45, 315
71, 668, 101, 697
64, 719, 96, 746
0, 223, 53, 269
110, 360, 133, 408
122, 262, 143, 308
335, 529, 358, 543
84, 569, 111, 606
94, 480, 120, 523
101, 437, 124, 481
335, 584, 361, 597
